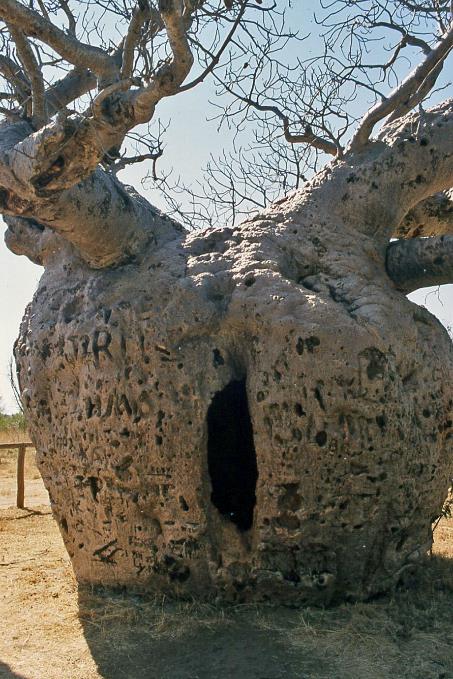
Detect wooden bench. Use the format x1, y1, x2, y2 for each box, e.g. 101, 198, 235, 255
0, 442, 33, 509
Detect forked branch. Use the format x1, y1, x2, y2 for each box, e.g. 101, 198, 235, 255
219, 86, 339, 156
7, 25, 46, 126
349, 22, 453, 152
0, 1, 201, 197
0, 54, 30, 104
131, 0, 195, 124
121, 2, 163, 80
0, 0, 118, 83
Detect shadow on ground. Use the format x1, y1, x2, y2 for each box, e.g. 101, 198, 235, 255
78, 557, 453, 679
78, 590, 302, 679
3, 507, 453, 679
0, 662, 27, 679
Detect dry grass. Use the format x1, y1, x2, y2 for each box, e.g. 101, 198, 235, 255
0, 447, 40, 481
0, 426, 37, 479
0, 429, 452, 679
0, 429, 48, 508
1, 503, 453, 679
0, 428, 29, 444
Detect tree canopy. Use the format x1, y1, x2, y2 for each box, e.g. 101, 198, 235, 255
0, 0, 452, 288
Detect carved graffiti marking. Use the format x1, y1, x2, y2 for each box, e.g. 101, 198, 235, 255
92, 330, 113, 366
84, 390, 154, 420
50, 328, 128, 366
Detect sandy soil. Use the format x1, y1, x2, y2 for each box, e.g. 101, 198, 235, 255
0, 451, 453, 679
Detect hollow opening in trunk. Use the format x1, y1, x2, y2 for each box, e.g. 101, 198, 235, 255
207, 378, 258, 532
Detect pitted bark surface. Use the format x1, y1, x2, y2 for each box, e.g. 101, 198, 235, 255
15, 188, 453, 605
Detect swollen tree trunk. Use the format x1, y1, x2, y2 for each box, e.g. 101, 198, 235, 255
7, 102, 453, 605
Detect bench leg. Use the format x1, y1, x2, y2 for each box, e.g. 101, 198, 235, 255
16, 445, 25, 509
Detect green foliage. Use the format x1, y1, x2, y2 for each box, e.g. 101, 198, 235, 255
0, 411, 26, 432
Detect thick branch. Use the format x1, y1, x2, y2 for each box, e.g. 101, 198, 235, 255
121, 2, 163, 80
0, 1, 197, 197
45, 69, 97, 117
8, 25, 46, 126
0, 63, 95, 122
386, 63, 444, 123
3, 164, 183, 268
350, 22, 453, 152
1, 112, 132, 197
386, 235, 453, 293
0, 0, 117, 82
335, 100, 453, 239
395, 190, 453, 238
0, 119, 183, 267
131, 0, 194, 123
0, 55, 30, 102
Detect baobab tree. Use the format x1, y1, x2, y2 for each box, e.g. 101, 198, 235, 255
1, 0, 452, 604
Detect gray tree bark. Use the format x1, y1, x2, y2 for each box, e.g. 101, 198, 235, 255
5, 100, 452, 605
1, 0, 452, 605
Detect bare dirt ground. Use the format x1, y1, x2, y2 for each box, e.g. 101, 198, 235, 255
0, 436, 49, 507
1, 449, 453, 679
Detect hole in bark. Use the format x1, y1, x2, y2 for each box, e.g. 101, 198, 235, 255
33, 156, 65, 190
0, 188, 9, 207
207, 378, 258, 532
314, 386, 326, 411
213, 348, 225, 367
295, 403, 306, 416
315, 431, 327, 447
376, 414, 386, 429
88, 476, 100, 502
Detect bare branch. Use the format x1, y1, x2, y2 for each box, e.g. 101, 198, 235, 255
0, 0, 117, 82
350, 22, 453, 151
219, 85, 339, 155
121, 1, 163, 80
386, 235, 453, 293
0, 55, 30, 103
131, 0, 195, 124
57, 0, 77, 36
110, 147, 163, 176
0, 2, 201, 200
45, 68, 97, 116
179, 0, 248, 92
7, 25, 46, 126
372, 22, 432, 55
